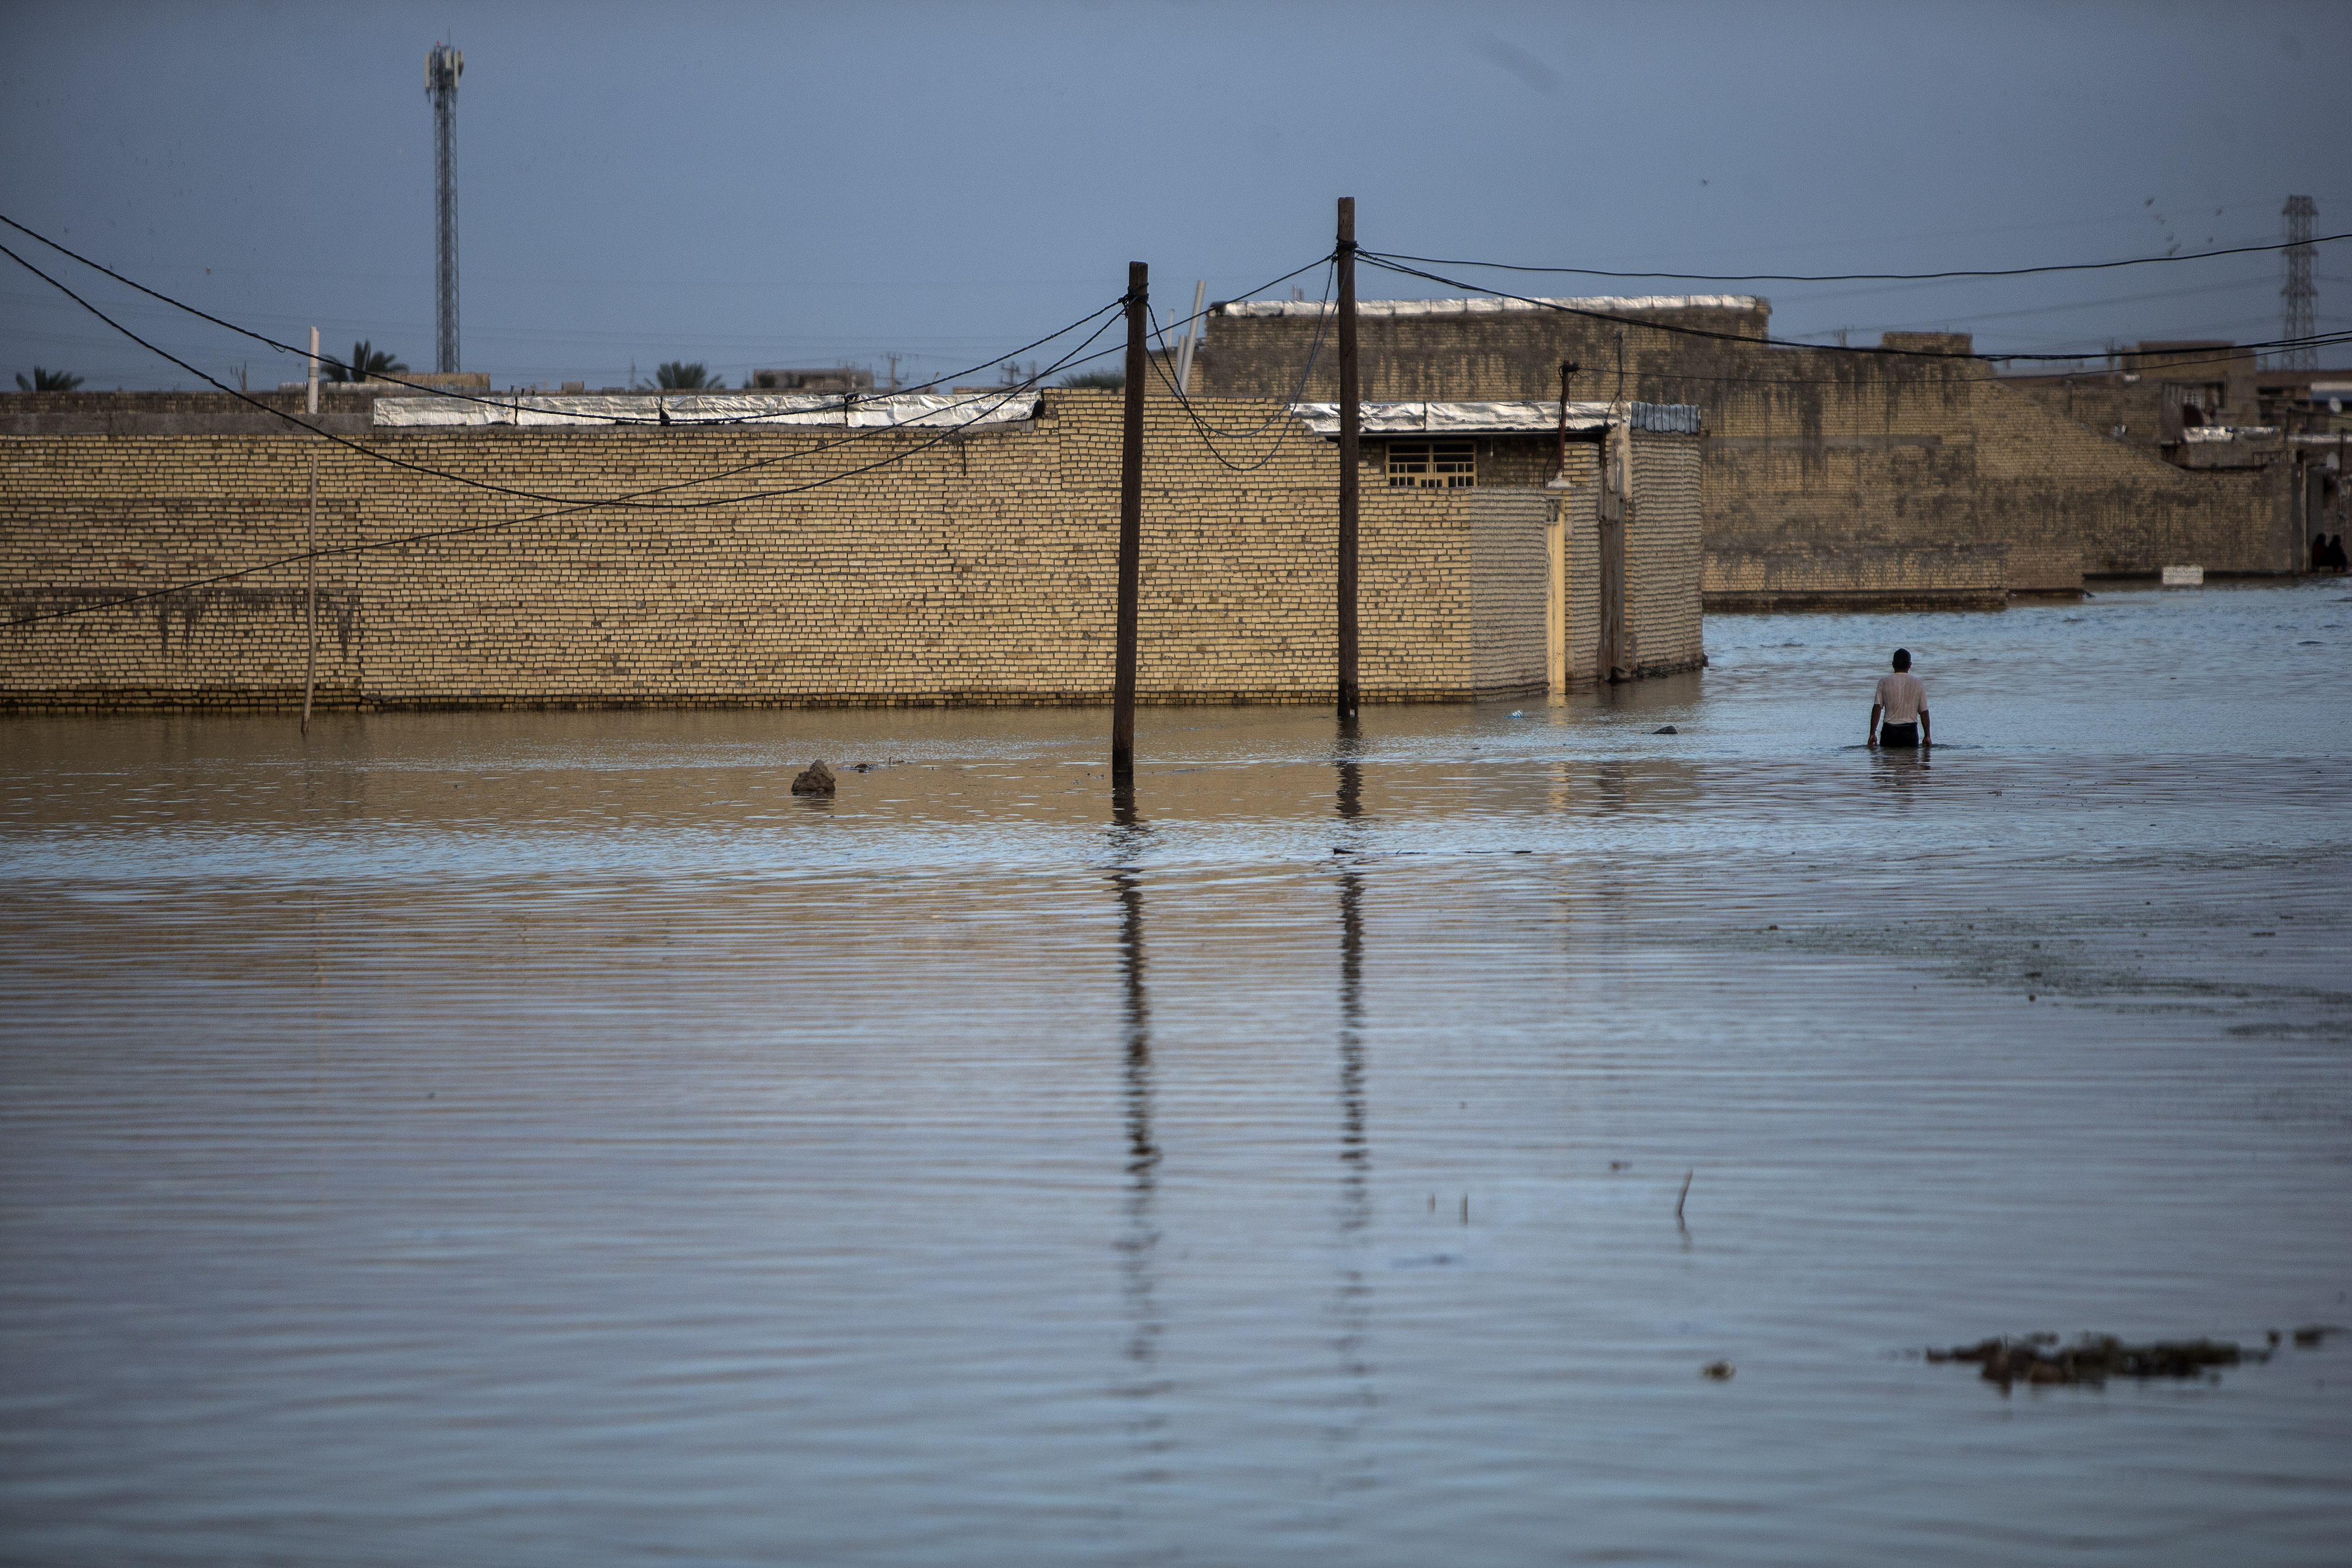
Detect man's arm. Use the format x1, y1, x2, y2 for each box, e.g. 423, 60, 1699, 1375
1920, 706, 1930, 746
1869, 701, 1882, 745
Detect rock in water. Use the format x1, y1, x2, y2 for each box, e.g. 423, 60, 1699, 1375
791, 760, 836, 796
1653, 725, 1679, 735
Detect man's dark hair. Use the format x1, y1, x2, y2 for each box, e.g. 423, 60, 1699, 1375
1892, 649, 1911, 670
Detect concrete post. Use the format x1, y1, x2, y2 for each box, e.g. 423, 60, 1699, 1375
1174, 279, 1206, 395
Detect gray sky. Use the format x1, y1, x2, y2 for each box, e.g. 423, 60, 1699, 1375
4, 0, 2348, 391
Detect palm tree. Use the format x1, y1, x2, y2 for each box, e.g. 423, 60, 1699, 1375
15, 366, 84, 391
324, 341, 408, 383
651, 361, 723, 390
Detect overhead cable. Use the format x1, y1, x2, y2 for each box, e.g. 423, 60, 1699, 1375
1358, 254, 2352, 363
3, 310, 1128, 632
0, 211, 1132, 432
0, 211, 1334, 429
1358, 231, 2352, 285
0, 235, 1129, 511
1140, 257, 1340, 469
1, 237, 1342, 632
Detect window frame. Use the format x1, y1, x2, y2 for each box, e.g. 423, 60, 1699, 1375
1384, 439, 1478, 489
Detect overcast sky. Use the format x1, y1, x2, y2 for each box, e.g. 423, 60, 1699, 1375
3, 0, 2348, 391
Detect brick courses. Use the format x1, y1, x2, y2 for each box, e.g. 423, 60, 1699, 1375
1193, 305, 2292, 602
0, 392, 1694, 712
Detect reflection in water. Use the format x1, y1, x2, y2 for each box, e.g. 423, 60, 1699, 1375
1334, 761, 1369, 1196
1596, 759, 1629, 812
1870, 743, 1932, 799
6, 586, 2349, 1565
1108, 796, 1169, 1488
1327, 757, 1377, 1490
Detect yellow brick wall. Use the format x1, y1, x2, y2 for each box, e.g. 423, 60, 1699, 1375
1467, 488, 1551, 695
1189, 308, 2288, 597
1627, 436, 1706, 675
1, 394, 1673, 710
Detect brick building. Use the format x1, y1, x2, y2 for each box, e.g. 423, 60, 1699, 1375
0, 388, 1702, 711
1187, 294, 2305, 605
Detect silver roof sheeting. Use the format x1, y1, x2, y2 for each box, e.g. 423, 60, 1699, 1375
2180, 425, 2279, 442
1219, 294, 1764, 318
373, 391, 1040, 430
1286, 400, 1700, 436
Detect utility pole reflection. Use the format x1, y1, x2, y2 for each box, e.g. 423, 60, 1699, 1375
1328, 755, 1377, 1483
1108, 788, 1169, 1481
1335, 760, 1369, 1205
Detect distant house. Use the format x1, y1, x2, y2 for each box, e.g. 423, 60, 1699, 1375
1197, 293, 2309, 597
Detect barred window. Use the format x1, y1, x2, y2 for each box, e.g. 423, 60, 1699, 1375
1386, 440, 1477, 489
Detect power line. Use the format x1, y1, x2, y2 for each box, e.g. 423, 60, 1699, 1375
1790, 274, 2268, 336
0, 233, 1134, 512
1628, 340, 2300, 390
1, 211, 1333, 427
3, 310, 1130, 633
0, 224, 1331, 534
2, 242, 1343, 632
0, 210, 1133, 430
1139, 259, 1341, 470
1358, 231, 2352, 285
1355, 253, 2352, 364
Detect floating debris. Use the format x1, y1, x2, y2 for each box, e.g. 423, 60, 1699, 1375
1653, 724, 1679, 735
1927, 1334, 2252, 1391
2292, 1324, 2344, 1348
1701, 1361, 1735, 1380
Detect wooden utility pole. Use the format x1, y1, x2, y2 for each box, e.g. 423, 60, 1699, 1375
1336, 197, 1360, 724
1113, 261, 1147, 785
303, 447, 318, 733
1600, 416, 1628, 683
303, 326, 319, 734
1553, 360, 1578, 480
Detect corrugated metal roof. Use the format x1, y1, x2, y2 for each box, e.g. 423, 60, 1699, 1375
373, 391, 1040, 430
1285, 400, 1700, 436
1218, 294, 1764, 318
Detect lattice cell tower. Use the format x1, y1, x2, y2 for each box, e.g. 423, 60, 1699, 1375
2281, 194, 2316, 371
426, 43, 464, 374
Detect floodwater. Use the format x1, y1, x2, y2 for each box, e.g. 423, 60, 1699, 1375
2, 581, 2348, 1566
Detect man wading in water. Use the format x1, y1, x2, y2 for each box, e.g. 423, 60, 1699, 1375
1870, 648, 1931, 748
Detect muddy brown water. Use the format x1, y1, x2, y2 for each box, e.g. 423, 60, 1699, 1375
3, 581, 2349, 1565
